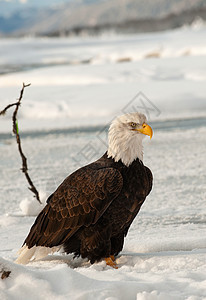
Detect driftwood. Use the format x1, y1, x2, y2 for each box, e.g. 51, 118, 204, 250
0, 83, 41, 203
1, 268, 11, 280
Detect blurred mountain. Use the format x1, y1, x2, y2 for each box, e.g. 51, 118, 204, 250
0, 0, 206, 36
0, 1, 73, 17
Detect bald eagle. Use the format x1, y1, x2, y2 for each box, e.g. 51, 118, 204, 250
16, 112, 153, 268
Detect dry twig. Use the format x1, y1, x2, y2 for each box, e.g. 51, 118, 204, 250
1, 269, 11, 280
0, 83, 41, 203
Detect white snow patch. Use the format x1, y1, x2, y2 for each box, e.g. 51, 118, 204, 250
19, 198, 43, 216
1, 250, 206, 300
19, 191, 47, 216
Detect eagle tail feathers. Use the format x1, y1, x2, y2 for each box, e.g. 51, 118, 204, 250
15, 244, 61, 264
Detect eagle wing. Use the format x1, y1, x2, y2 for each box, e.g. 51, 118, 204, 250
24, 166, 123, 248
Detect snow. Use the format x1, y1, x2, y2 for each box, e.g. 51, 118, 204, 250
19, 190, 47, 216
0, 24, 206, 132
0, 24, 206, 299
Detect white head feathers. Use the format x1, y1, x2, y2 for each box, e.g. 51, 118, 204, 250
107, 112, 148, 166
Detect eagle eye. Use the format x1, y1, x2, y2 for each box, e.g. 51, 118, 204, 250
129, 122, 137, 128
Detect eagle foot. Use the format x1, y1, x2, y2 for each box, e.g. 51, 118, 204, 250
105, 256, 118, 269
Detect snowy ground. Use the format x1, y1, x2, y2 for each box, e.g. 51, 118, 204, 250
0, 23, 206, 299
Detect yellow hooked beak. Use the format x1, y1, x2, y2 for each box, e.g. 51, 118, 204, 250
136, 123, 153, 139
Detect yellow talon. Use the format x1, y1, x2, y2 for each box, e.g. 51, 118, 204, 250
110, 255, 115, 261
105, 256, 118, 269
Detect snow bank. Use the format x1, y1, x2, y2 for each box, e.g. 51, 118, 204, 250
19, 191, 47, 216
1, 247, 206, 300
0, 24, 206, 134
0, 24, 206, 69
19, 199, 42, 216
0, 54, 206, 132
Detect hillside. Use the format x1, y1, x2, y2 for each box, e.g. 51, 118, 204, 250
0, 0, 206, 36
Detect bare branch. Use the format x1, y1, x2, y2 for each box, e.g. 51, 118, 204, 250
0, 102, 19, 116
0, 84, 31, 117
0, 83, 41, 204
12, 83, 31, 134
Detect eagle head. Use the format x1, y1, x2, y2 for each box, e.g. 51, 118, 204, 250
107, 112, 153, 166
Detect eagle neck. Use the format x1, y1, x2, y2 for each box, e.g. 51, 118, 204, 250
107, 133, 144, 166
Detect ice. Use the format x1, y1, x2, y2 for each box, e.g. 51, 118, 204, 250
0, 24, 206, 299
